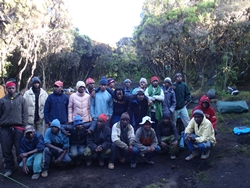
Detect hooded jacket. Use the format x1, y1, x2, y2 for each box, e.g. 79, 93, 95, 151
23, 87, 48, 124
0, 93, 28, 127
161, 85, 176, 117
192, 95, 217, 130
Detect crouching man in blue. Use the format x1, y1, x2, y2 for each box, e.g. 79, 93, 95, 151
86, 114, 111, 167
109, 112, 137, 170
133, 116, 161, 168
42, 119, 71, 177
61, 115, 94, 165
19, 125, 45, 180
184, 109, 216, 161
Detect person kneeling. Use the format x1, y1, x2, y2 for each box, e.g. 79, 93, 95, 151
19, 125, 45, 180
42, 119, 71, 177
109, 112, 137, 169
184, 110, 216, 161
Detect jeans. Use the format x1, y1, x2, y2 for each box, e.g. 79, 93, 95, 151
134, 145, 161, 162
173, 106, 190, 127
69, 144, 86, 159
184, 133, 212, 152
110, 143, 137, 164
43, 147, 71, 170
19, 152, 43, 173
0, 127, 24, 170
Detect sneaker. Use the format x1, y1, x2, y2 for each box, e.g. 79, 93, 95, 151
170, 155, 176, 160
86, 160, 92, 167
108, 163, 114, 170
41, 170, 48, 178
146, 160, 155, 165
31, 173, 40, 180
201, 150, 210, 159
98, 158, 104, 166
130, 162, 137, 168
185, 151, 199, 161
119, 157, 125, 163
4, 169, 13, 177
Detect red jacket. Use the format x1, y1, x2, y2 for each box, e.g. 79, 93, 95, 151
192, 95, 217, 130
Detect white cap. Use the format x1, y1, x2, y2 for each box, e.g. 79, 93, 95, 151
164, 77, 172, 84
139, 116, 154, 125
76, 81, 86, 89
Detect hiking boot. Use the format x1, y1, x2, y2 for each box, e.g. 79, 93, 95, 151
98, 158, 104, 166
185, 151, 199, 161
130, 162, 137, 168
31, 173, 40, 180
86, 160, 92, 167
4, 169, 13, 177
41, 170, 48, 178
201, 150, 210, 160
170, 155, 176, 160
108, 163, 114, 170
119, 157, 125, 163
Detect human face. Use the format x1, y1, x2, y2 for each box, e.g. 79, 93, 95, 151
53, 85, 62, 94
109, 82, 115, 89
6, 86, 16, 96
164, 82, 171, 88
97, 118, 106, 128
136, 93, 144, 101
163, 118, 170, 124
176, 76, 182, 83
152, 80, 159, 87
33, 82, 40, 89
194, 114, 203, 125
78, 86, 85, 94
25, 131, 35, 140
116, 90, 123, 100
51, 126, 60, 134
140, 81, 147, 89
121, 118, 129, 127
76, 124, 83, 130
202, 102, 209, 109
143, 121, 151, 131
125, 82, 130, 88
87, 83, 95, 89
99, 84, 107, 92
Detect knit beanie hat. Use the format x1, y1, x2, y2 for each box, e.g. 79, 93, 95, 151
175, 73, 182, 79
139, 78, 147, 84
98, 114, 108, 122
162, 112, 170, 120
150, 76, 159, 83
99, 76, 108, 85
120, 112, 130, 120
107, 78, 115, 85
86, 78, 95, 85
164, 77, 172, 84
73, 115, 83, 127
31, 77, 41, 85
136, 88, 145, 95
50, 119, 61, 129
193, 109, 204, 116
76, 81, 86, 90
124, 79, 132, 84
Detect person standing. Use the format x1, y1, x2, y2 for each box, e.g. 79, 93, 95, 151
85, 78, 95, 96
123, 79, 132, 96
0, 80, 28, 177
68, 81, 92, 124
23, 77, 48, 135
90, 76, 113, 126
172, 73, 191, 127
44, 81, 68, 126
145, 76, 164, 130
132, 77, 148, 95
162, 77, 176, 121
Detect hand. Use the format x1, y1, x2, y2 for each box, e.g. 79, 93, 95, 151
148, 100, 153, 106
172, 140, 178, 147
171, 85, 176, 89
126, 145, 133, 152
20, 153, 28, 158
95, 145, 103, 152
23, 164, 29, 174
91, 90, 96, 98
68, 122, 73, 125
86, 129, 92, 134
54, 157, 62, 164
57, 148, 64, 154
63, 131, 71, 136
185, 134, 191, 142
161, 142, 167, 148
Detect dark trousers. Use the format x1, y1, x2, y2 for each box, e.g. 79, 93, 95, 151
0, 127, 24, 170
110, 143, 137, 164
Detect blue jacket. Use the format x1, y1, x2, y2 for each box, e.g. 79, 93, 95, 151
20, 132, 45, 155
44, 128, 70, 149
44, 91, 69, 124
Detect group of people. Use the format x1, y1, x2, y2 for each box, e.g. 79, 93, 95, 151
0, 73, 217, 180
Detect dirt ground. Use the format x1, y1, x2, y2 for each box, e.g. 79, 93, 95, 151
1, 101, 250, 188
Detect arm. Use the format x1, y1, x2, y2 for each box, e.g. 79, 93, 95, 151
22, 97, 28, 126
184, 84, 191, 103
44, 96, 51, 125
184, 118, 195, 134
153, 88, 164, 102
84, 121, 96, 132
90, 97, 96, 120
55, 148, 68, 163
87, 133, 97, 150
170, 91, 176, 112
210, 108, 217, 130
108, 95, 113, 118
68, 95, 74, 123
102, 127, 112, 151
